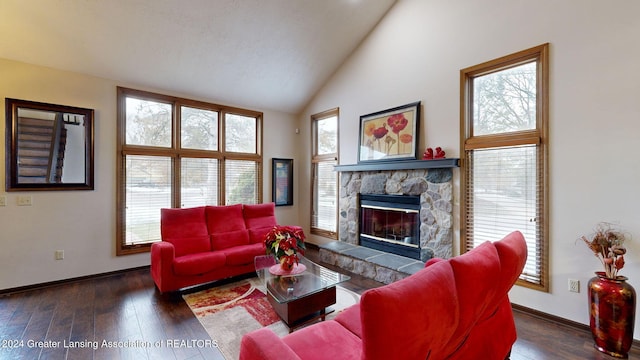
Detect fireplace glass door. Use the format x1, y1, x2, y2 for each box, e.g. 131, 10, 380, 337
359, 194, 420, 259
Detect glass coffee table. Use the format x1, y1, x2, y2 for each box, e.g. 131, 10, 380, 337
255, 255, 351, 332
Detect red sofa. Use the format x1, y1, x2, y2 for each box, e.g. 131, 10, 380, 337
239, 231, 528, 360
151, 202, 280, 293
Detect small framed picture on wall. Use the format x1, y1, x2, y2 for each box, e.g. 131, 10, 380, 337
272, 158, 293, 206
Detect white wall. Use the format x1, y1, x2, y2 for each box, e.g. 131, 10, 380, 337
300, 0, 640, 337
0, 58, 300, 290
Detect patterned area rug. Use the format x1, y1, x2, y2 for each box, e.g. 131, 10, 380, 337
183, 277, 360, 360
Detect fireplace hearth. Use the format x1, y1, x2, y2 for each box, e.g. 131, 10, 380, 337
359, 194, 421, 260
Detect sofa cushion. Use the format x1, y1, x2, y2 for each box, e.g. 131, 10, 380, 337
248, 227, 273, 244
283, 320, 362, 360
221, 243, 266, 266
448, 297, 517, 360
173, 251, 226, 276
443, 241, 501, 355
360, 260, 459, 360
206, 204, 247, 233
243, 203, 277, 230
493, 231, 528, 295
161, 206, 210, 257
334, 304, 362, 338
211, 229, 250, 250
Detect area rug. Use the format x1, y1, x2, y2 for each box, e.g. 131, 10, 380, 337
183, 277, 360, 360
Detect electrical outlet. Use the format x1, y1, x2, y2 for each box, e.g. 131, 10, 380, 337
569, 279, 580, 293
55, 250, 64, 260
17, 195, 32, 206
0, 195, 6, 206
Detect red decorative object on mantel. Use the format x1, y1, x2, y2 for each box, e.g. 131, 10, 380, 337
422, 147, 445, 160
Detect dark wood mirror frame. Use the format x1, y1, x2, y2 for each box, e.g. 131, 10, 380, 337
5, 98, 94, 191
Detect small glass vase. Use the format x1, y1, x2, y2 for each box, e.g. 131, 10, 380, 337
588, 271, 636, 359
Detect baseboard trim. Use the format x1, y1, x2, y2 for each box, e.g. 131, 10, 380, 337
0, 266, 150, 296
512, 303, 640, 350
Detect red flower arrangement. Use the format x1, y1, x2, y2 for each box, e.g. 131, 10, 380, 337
264, 225, 306, 270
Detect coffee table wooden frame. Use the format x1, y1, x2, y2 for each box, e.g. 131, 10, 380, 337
255, 255, 349, 332
267, 285, 336, 332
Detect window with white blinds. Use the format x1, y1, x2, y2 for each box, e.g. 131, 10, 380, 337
116, 87, 262, 255
311, 109, 339, 239
460, 44, 549, 291
181, 157, 218, 208
124, 155, 171, 245
225, 160, 259, 205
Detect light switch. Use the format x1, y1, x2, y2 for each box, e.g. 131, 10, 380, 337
0, 195, 6, 206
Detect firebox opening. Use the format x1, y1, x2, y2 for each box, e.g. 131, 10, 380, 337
359, 194, 421, 260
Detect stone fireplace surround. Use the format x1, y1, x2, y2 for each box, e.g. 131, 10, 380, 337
318, 160, 457, 284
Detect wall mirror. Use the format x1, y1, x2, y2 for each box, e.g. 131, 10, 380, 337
5, 98, 94, 191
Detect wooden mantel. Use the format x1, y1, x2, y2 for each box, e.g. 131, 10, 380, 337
334, 158, 460, 172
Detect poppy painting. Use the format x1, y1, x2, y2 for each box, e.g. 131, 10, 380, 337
358, 101, 420, 163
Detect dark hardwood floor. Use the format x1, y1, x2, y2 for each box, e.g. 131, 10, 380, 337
1, 251, 638, 360
0, 269, 225, 360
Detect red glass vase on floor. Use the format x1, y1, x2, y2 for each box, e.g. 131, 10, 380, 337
588, 271, 636, 359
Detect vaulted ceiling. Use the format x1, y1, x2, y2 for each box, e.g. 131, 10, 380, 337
0, 0, 396, 114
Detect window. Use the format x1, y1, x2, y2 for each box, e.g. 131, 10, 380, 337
116, 87, 262, 255
311, 108, 339, 239
460, 44, 549, 291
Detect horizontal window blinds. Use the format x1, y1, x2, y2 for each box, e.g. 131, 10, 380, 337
225, 160, 259, 205
181, 158, 219, 207
464, 145, 543, 285
124, 155, 171, 246
311, 160, 337, 233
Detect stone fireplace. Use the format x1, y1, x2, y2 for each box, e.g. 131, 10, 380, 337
318, 159, 458, 284
339, 166, 454, 261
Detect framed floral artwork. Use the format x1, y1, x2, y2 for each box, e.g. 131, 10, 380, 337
358, 101, 420, 163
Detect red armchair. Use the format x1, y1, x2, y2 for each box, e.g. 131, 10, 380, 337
239, 231, 528, 360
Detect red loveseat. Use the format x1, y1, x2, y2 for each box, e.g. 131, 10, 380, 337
239, 231, 528, 360
151, 202, 281, 293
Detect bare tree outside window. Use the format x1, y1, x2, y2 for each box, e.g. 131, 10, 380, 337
125, 98, 172, 147
225, 114, 257, 153
181, 106, 218, 151
473, 62, 537, 135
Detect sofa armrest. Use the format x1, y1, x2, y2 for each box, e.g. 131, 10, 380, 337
425, 257, 444, 267
150, 241, 176, 292
239, 328, 301, 360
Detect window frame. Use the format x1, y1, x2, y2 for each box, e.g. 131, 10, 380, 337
310, 108, 339, 239
116, 87, 263, 255
459, 44, 549, 291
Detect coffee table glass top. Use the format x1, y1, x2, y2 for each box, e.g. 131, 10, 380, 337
254, 255, 350, 303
